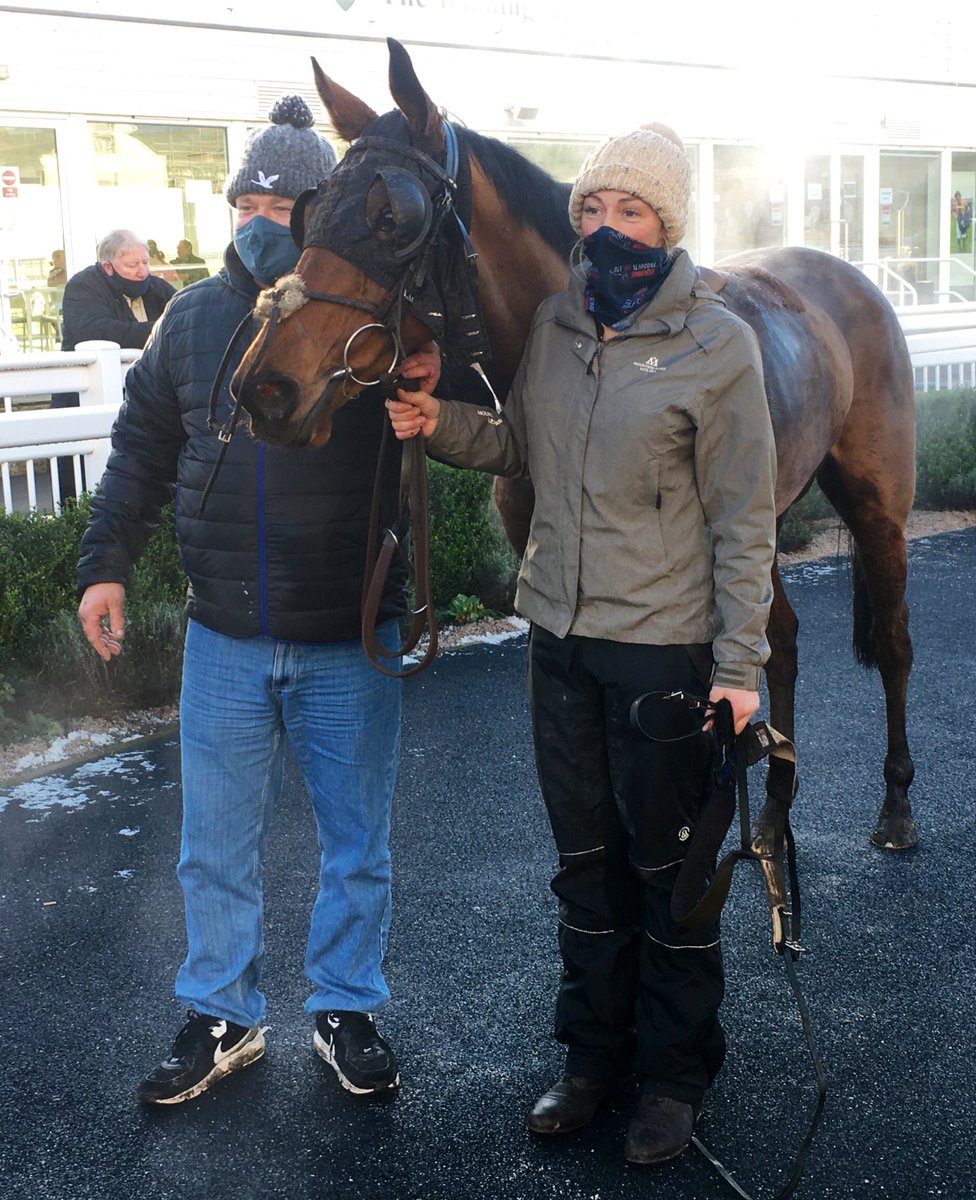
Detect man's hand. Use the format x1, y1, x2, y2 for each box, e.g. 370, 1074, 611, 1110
386, 388, 442, 441
78, 583, 126, 662
399, 340, 441, 395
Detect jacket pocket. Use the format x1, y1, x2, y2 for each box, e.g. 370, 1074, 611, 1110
646, 457, 670, 569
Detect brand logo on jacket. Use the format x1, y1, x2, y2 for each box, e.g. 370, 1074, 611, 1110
634, 355, 666, 374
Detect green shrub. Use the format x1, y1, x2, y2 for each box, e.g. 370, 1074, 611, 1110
0, 499, 186, 738
915, 387, 976, 509
427, 461, 518, 612
777, 480, 836, 554
440, 593, 490, 625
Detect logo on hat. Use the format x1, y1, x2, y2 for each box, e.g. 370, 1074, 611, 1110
252, 170, 280, 191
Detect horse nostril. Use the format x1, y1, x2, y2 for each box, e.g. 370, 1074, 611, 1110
247, 376, 297, 425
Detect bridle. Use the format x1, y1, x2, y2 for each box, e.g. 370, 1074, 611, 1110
209, 117, 492, 679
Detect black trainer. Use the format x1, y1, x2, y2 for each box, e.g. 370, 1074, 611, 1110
137, 1010, 266, 1105
313, 1010, 399, 1094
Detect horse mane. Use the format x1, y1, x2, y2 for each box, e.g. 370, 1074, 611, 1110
457, 127, 577, 260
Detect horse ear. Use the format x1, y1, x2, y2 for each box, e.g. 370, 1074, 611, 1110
311, 56, 377, 143
386, 38, 443, 154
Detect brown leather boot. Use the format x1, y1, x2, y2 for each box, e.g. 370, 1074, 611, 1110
527, 1074, 620, 1134
624, 1093, 698, 1165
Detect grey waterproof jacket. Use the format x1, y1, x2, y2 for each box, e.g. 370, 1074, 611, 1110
427, 249, 777, 690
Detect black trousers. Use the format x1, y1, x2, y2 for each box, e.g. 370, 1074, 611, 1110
528, 625, 726, 1105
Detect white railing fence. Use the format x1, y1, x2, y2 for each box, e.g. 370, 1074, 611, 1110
0, 341, 140, 514
1, 306, 975, 515
898, 305, 976, 393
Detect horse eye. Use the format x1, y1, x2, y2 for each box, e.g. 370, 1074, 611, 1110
375, 206, 397, 241
364, 168, 433, 258
365, 179, 397, 242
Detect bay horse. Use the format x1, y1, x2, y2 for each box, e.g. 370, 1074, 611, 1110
231, 39, 917, 852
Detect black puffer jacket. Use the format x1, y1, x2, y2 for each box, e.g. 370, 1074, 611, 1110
61, 263, 175, 351
77, 246, 406, 642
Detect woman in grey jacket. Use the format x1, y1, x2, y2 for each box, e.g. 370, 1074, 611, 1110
387, 126, 777, 1165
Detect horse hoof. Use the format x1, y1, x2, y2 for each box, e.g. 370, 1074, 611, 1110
869, 817, 918, 851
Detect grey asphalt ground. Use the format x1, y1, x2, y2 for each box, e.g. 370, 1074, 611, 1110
2, 528, 975, 1200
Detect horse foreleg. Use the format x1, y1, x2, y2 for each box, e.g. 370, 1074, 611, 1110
755, 557, 799, 856
818, 461, 917, 850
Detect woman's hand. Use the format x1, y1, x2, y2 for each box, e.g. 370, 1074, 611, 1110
386, 388, 441, 440
399, 340, 441, 394
706, 686, 760, 735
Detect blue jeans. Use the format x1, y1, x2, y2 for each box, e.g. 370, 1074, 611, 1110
174, 618, 402, 1027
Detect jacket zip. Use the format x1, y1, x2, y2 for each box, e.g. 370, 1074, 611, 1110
257, 444, 269, 635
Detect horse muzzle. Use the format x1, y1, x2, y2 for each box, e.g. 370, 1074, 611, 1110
236, 370, 302, 444
238, 367, 353, 448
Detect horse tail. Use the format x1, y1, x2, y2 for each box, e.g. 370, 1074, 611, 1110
851, 546, 877, 668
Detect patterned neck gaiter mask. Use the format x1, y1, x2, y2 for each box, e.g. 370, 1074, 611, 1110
582, 226, 673, 330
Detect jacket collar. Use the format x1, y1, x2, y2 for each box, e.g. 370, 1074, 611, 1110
554, 249, 721, 340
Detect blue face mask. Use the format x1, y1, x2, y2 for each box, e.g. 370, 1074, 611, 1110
233, 215, 301, 284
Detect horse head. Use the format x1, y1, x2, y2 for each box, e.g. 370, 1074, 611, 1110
233, 38, 486, 448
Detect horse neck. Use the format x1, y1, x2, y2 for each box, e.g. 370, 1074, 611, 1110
467, 156, 570, 398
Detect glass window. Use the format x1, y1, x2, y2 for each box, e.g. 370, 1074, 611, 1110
89, 122, 230, 288
879, 150, 940, 300
503, 140, 700, 261
506, 139, 594, 183
0, 125, 66, 351
804, 155, 830, 252
950, 152, 976, 300
839, 156, 864, 262
713, 145, 787, 261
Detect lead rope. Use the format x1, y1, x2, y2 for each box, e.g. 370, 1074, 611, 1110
360, 395, 437, 678
691, 703, 827, 1200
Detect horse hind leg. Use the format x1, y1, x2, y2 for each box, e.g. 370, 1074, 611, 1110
817, 456, 917, 850
754, 559, 800, 856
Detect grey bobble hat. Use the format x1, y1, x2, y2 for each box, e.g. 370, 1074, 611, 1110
224, 96, 338, 206
568, 124, 692, 249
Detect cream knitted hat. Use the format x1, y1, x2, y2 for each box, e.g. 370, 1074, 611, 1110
568, 124, 691, 249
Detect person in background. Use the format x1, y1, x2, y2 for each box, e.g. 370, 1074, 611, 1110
147, 239, 179, 285
171, 239, 210, 287
59, 230, 175, 354
51, 230, 177, 498
386, 125, 777, 1166
46, 249, 67, 288
76, 95, 436, 1109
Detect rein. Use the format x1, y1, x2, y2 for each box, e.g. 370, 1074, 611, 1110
632, 694, 827, 1199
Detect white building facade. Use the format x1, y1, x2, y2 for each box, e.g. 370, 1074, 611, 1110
1, 0, 975, 349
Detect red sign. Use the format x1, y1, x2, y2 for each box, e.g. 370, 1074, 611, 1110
1, 166, 19, 198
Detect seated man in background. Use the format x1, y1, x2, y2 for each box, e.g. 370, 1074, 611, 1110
52, 230, 176, 498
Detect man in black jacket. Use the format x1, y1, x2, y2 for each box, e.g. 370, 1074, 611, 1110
76, 97, 437, 1107
60, 230, 176, 352
52, 231, 176, 497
